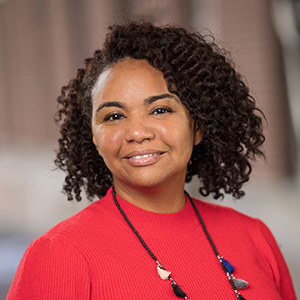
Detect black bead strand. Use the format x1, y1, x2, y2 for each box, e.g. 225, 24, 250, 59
186, 192, 246, 300
112, 187, 246, 300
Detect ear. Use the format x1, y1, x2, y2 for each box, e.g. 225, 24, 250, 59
194, 125, 203, 146
92, 135, 102, 157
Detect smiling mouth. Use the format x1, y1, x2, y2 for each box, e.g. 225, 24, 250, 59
128, 153, 162, 159
124, 151, 166, 166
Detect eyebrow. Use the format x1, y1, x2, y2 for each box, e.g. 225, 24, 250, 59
144, 93, 179, 105
95, 93, 179, 113
96, 101, 125, 113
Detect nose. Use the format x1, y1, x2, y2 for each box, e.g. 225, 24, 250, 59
125, 117, 155, 143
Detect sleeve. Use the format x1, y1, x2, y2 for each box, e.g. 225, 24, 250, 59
6, 235, 91, 300
255, 219, 297, 300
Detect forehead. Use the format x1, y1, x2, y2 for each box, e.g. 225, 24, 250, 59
92, 58, 169, 104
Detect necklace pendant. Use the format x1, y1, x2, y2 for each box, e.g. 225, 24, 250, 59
232, 275, 249, 289
157, 265, 171, 280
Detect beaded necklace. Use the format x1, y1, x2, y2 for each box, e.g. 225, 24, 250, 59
112, 187, 248, 299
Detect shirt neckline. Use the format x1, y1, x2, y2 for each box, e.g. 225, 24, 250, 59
105, 186, 201, 238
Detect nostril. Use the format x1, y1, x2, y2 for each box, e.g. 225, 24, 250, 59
125, 123, 155, 143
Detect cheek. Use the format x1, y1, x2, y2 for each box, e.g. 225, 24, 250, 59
157, 121, 194, 150
96, 128, 124, 157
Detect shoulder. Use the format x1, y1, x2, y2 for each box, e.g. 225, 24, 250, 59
191, 198, 297, 298
47, 189, 114, 235
16, 201, 103, 268
190, 197, 274, 246
30, 188, 117, 254
7, 231, 91, 299
192, 197, 257, 227
7, 191, 113, 291
191, 197, 281, 268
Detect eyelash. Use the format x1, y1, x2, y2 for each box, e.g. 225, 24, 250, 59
103, 106, 173, 122
151, 106, 173, 115
104, 113, 125, 121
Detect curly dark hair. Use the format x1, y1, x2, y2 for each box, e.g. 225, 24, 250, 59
55, 21, 265, 201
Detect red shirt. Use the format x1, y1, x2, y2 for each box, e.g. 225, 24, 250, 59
6, 187, 297, 299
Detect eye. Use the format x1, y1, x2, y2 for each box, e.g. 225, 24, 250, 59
104, 113, 125, 121
151, 107, 173, 115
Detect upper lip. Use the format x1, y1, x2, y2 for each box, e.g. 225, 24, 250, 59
123, 149, 166, 159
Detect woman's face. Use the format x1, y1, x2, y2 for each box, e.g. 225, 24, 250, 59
92, 58, 202, 191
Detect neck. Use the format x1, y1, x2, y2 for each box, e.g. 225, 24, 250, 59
113, 180, 186, 213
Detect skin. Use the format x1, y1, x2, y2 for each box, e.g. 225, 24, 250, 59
92, 58, 202, 213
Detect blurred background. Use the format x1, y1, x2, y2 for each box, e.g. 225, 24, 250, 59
0, 0, 299, 298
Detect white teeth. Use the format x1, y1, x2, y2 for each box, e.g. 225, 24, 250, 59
130, 153, 160, 159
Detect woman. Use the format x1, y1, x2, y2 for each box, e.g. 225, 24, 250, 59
7, 22, 296, 300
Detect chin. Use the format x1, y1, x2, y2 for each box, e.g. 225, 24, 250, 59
124, 174, 182, 191
114, 174, 166, 190
129, 179, 165, 190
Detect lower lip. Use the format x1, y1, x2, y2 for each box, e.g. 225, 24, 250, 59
126, 153, 164, 166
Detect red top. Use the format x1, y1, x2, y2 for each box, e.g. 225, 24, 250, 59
6, 187, 297, 299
